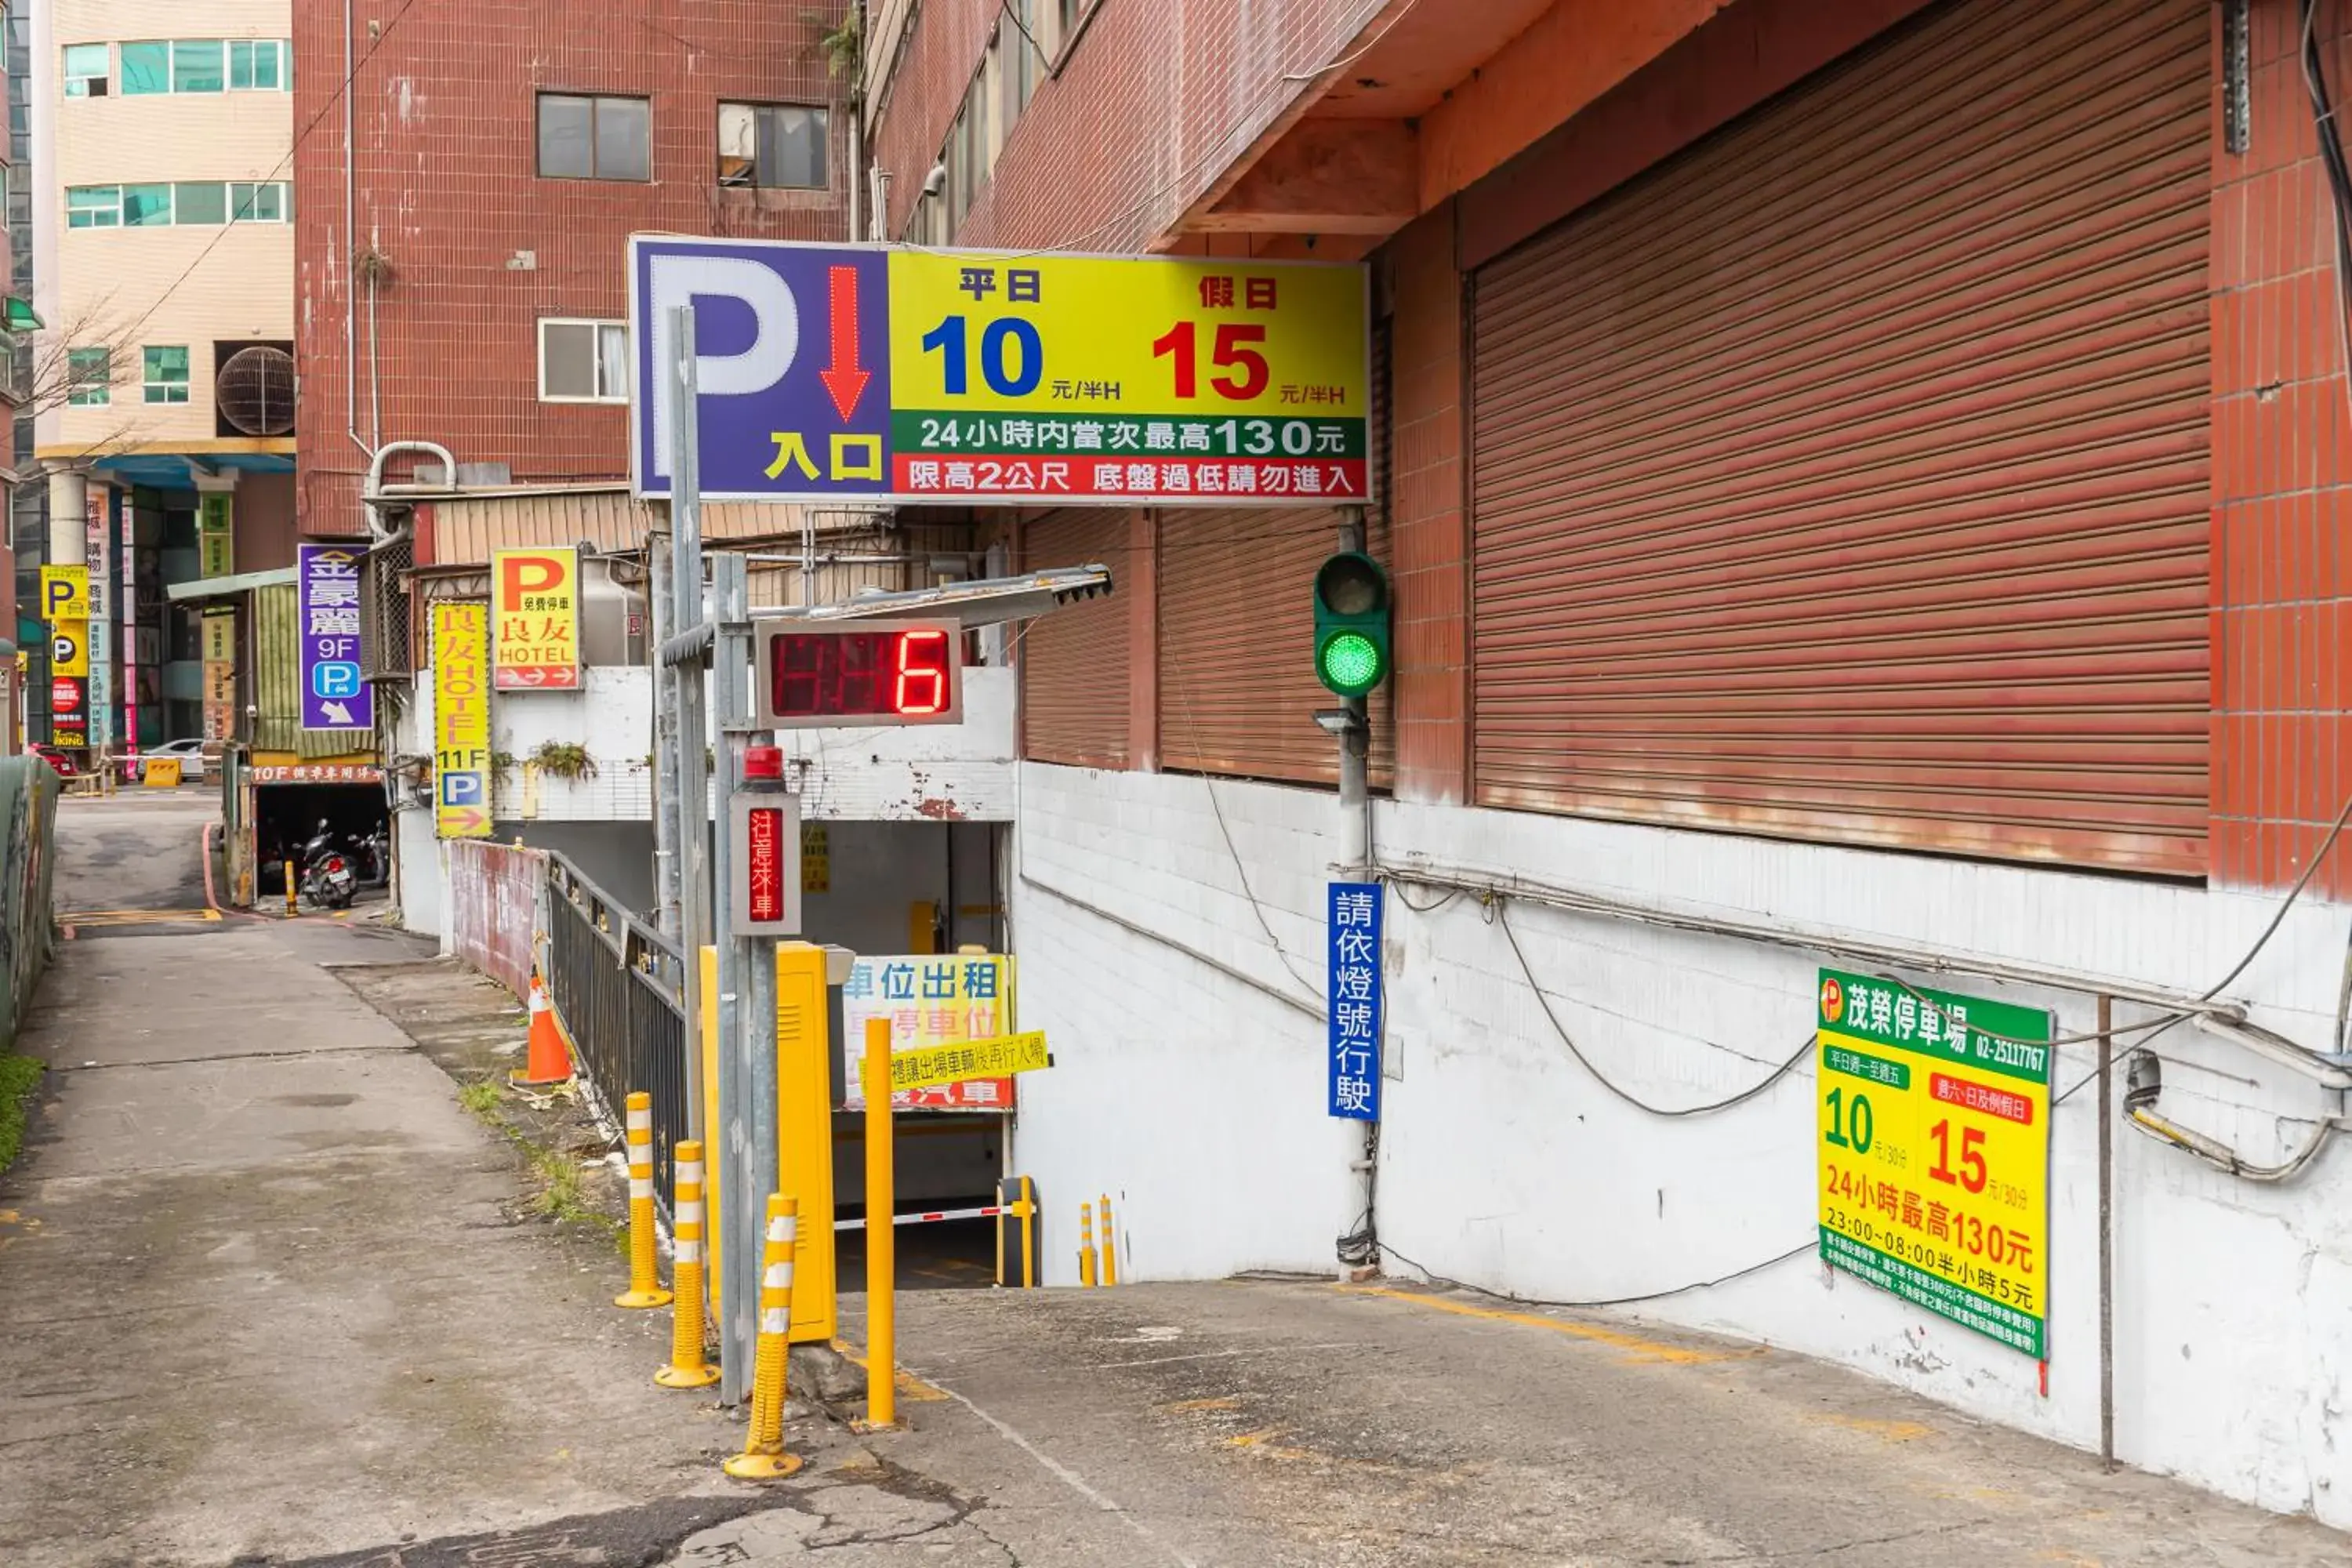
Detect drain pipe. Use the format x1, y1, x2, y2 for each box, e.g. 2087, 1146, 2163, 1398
364, 440, 457, 543
344, 0, 367, 463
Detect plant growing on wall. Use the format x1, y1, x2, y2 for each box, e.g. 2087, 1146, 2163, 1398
804, 6, 862, 80
530, 741, 597, 782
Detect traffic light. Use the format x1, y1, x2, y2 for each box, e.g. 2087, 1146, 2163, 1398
1312, 551, 1391, 697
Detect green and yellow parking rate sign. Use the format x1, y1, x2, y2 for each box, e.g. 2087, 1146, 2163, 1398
1816, 968, 2053, 1359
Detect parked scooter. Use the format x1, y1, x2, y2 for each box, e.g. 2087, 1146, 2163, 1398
350, 824, 390, 890
299, 819, 358, 909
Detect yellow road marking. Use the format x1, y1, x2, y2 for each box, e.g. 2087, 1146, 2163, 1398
1163, 1396, 1241, 1414
830, 1338, 950, 1403
1344, 1286, 1756, 1366
57, 908, 221, 927
1224, 1427, 1312, 1460
1805, 1413, 1932, 1442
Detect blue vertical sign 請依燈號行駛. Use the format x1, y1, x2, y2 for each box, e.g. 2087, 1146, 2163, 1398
299, 544, 372, 732
630, 238, 893, 503
1328, 880, 1382, 1120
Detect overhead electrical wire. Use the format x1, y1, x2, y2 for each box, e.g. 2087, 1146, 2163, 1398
56, 0, 435, 468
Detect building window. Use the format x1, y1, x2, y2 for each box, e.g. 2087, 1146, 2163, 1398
170, 39, 223, 93
119, 39, 286, 96
67, 185, 119, 227
230, 181, 286, 222
64, 180, 289, 228
538, 318, 627, 402
172, 181, 225, 225
537, 93, 650, 182
228, 39, 281, 91
122, 182, 171, 225
717, 103, 827, 190
119, 41, 167, 94
67, 346, 109, 405
142, 345, 189, 405
64, 43, 109, 97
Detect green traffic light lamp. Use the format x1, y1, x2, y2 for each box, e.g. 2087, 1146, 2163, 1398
1312, 550, 1392, 698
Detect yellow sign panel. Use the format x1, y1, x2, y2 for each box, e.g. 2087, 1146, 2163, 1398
1815, 969, 2052, 1359
143, 757, 181, 788
41, 565, 89, 624
491, 546, 581, 691
431, 601, 493, 838
49, 620, 87, 678
886, 1030, 1050, 1092
885, 251, 1368, 504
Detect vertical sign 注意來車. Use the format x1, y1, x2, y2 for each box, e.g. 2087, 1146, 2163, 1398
431, 601, 492, 838
1815, 969, 2053, 1359
1327, 882, 1382, 1120
491, 546, 582, 690
298, 544, 373, 731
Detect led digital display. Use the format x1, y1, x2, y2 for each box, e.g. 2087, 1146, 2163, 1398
757, 620, 963, 728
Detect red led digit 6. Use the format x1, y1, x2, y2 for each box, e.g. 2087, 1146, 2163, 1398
893, 629, 950, 715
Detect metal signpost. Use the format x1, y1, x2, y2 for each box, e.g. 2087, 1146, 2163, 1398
630, 237, 1366, 1406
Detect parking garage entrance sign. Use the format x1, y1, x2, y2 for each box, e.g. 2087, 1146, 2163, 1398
629, 237, 1369, 506
1815, 969, 2052, 1359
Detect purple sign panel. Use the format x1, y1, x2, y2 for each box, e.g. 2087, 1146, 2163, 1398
630, 238, 891, 502
298, 543, 372, 732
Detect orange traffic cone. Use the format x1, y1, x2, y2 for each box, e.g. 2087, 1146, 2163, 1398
512, 968, 573, 1087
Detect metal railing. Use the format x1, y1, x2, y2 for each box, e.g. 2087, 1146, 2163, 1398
0, 759, 58, 1050
542, 853, 691, 1207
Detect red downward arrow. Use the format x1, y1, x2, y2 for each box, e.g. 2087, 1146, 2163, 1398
818, 264, 870, 421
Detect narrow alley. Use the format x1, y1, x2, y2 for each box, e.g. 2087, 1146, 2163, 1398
3, 793, 2346, 1566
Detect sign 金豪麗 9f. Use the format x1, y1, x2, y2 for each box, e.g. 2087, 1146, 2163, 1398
1815, 968, 2053, 1359
630, 238, 1369, 507
298, 544, 374, 732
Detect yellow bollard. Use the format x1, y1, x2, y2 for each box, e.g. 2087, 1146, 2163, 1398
724, 1194, 804, 1479
1098, 1195, 1119, 1287
284, 860, 297, 916
864, 1017, 898, 1429
655, 1138, 719, 1389
615, 1092, 673, 1309
1080, 1201, 1098, 1287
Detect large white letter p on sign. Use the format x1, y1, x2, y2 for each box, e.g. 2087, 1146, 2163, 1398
647, 253, 801, 478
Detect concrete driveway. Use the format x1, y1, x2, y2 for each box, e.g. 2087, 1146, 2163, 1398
5, 792, 2349, 1567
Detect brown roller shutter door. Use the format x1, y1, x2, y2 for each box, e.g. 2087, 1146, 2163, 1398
1021, 509, 1132, 768
1160, 324, 1396, 786
1470, 0, 2210, 873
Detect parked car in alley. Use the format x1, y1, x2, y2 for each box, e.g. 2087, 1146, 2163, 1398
140, 738, 209, 782
27, 744, 71, 779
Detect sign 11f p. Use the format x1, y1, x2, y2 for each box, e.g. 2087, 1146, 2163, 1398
1328, 882, 1383, 1120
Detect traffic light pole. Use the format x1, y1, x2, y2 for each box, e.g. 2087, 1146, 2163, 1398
1336, 506, 1371, 873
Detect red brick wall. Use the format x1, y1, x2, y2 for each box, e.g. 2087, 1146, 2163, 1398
873, 0, 1369, 251
292, 1, 850, 538
1382, 204, 1467, 805
2212, 1, 2352, 895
